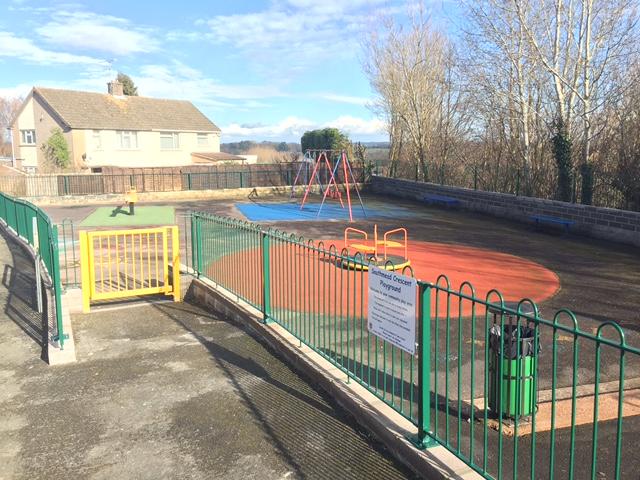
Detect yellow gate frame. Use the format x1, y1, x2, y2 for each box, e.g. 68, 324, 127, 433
80, 226, 181, 312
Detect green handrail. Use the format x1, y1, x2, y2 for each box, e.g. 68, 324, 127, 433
0, 192, 65, 349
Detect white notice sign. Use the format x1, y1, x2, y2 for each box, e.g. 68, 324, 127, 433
367, 266, 417, 355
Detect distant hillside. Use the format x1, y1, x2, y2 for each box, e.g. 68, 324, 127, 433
221, 140, 388, 164
361, 141, 389, 148
221, 141, 301, 154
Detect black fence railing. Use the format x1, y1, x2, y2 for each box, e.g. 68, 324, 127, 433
374, 161, 639, 212
0, 163, 366, 198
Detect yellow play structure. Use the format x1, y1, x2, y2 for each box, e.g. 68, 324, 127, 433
341, 224, 411, 271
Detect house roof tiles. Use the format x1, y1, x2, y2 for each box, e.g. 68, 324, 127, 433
33, 87, 220, 132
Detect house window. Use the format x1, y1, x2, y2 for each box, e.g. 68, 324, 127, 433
92, 130, 102, 150
21, 130, 36, 145
117, 130, 138, 149
197, 133, 208, 146
160, 132, 180, 150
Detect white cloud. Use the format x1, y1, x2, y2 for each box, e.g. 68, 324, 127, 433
0, 31, 104, 66
0, 83, 32, 98
0, 58, 282, 112
133, 62, 282, 106
325, 115, 385, 135
283, 0, 388, 15
203, 0, 397, 74
223, 116, 315, 138
316, 93, 371, 106
222, 115, 385, 140
36, 11, 157, 56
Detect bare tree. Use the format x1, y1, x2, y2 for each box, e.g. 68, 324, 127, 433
596, 62, 640, 210
361, 0, 639, 211
513, 0, 638, 203
462, 0, 551, 196
0, 96, 22, 157
363, 5, 450, 181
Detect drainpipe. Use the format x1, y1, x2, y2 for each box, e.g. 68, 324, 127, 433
7, 127, 16, 168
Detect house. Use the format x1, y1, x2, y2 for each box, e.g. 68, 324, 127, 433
10, 81, 223, 173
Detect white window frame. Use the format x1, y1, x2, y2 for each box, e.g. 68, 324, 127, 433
160, 132, 180, 150
117, 130, 138, 150
21, 129, 36, 145
197, 133, 209, 146
92, 130, 102, 150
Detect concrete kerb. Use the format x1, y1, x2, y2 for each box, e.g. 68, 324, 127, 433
53, 288, 78, 365
187, 275, 482, 480
0, 220, 77, 365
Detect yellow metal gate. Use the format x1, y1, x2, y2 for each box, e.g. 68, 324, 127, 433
79, 226, 181, 312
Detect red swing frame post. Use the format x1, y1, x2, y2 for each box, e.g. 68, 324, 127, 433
299, 149, 365, 222
299, 151, 343, 210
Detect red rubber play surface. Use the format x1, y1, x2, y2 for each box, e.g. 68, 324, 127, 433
207, 240, 560, 317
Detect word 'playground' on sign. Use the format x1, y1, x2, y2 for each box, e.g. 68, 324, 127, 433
367, 267, 417, 355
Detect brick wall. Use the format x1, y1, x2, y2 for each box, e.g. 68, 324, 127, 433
370, 176, 640, 247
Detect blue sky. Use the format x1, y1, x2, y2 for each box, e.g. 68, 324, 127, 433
0, 0, 450, 143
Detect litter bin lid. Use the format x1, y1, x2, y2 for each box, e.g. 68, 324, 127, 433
488, 301, 535, 317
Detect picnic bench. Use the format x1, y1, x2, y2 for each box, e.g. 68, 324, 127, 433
423, 194, 460, 207
530, 214, 574, 233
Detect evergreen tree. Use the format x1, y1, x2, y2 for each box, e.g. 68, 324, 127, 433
552, 119, 573, 202
42, 128, 70, 170
117, 72, 138, 96
300, 128, 349, 152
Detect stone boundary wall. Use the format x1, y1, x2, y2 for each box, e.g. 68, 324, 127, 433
370, 176, 640, 247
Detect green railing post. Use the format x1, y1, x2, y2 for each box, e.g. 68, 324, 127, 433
50, 225, 67, 349
412, 282, 436, 449
261, 231, 271, 323
194, 215, 202, 277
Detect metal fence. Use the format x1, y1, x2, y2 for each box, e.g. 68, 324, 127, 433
190, 212, 640, 480
0, 192, 65, 349
381, 161, 639, 212
0, 163, 366, 198
55, 213, 195, 292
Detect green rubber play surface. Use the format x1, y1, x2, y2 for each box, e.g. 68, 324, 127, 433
80, 206, 176, 227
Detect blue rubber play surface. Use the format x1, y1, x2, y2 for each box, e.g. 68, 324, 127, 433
235, 202, 415, 222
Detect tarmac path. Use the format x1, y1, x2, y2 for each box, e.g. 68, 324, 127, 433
0, 230, 416, 480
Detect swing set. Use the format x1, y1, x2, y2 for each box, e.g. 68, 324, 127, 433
290, 149, 366, 222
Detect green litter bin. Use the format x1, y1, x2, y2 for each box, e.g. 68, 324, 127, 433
488, 302, 539, 419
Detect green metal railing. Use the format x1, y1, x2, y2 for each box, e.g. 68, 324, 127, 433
191, 212, 640, 479
0, 192, 65, 349
423, 279, 640, 479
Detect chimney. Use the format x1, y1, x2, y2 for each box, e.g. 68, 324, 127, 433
107, 80, 124, 96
